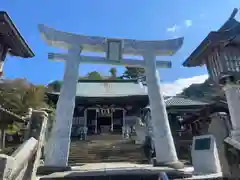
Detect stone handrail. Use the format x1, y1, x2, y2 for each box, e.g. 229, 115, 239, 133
30, 110, 48, 180
0, 137, 38, 180
0, 109, 49, 180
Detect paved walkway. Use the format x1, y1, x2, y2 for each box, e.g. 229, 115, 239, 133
38, 162, 192, 179
38, 162, 223, 179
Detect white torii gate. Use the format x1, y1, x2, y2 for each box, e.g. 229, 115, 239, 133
38, 24, 184, 167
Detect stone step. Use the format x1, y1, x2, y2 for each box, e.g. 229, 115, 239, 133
39, 174, 161, 180
85, 134, 126, 141
69, 155, 145, 159
68, 157, 145, 161
70, 149, 144, 153
68, 135, 147, 165
69, 153, 146, 158
69, 153, 144, 157
68, 158, 147, 164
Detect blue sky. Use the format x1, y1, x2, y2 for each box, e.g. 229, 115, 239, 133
1, 0, 240, 86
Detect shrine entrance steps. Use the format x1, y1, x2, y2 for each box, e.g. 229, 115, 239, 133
68, 134, 148, 165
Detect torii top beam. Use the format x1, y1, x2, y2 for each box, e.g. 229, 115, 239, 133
38, 24, 183, 56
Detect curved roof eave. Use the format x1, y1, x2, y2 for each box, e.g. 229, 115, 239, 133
183, 8, 240, 67
38, 24, 184, 56
0, 11, 34, 58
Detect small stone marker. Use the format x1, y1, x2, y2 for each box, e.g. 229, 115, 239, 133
191, 134, 222, 175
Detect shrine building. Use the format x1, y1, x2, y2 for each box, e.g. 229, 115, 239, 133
47, 79, 210, 137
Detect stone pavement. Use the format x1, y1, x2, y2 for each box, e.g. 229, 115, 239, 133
37, 162, 193, 179
37, 162, 226, 179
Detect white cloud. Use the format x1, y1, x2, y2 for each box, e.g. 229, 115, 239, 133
161, 74, 208, 96
184, 20, 192, 27
166, 24, 180, 33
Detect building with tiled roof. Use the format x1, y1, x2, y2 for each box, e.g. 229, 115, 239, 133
47, 80, 210, 136
146, 96, 209, 108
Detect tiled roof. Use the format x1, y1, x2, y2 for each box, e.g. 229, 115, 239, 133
49, 80, 148, 97
165, 97, 208, 107
0, 12, 34, 57
183, 8, 240, 67
218, 8, 239, 32
75, 80, 147, 97
145, 97, 209, 108
46, 80, 148, 97
50, 81, 209, 107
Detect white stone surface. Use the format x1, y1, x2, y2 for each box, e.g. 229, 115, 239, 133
37, 162, 223, 179
144, 52, 178, 164
1, 137, 38, 180
223, 84, 240, 131
180, 172, 222, 180
12, 137, 38, 160
44, 48, 80, 166
224, 137, 240, 150
31, 110, 49, 180
191, 135, 222, 175
38, 24, 184, 56
208, 112, 230, 176
48, 53, 171, 68
38, 162, 192, 178
223, 84, 240, 156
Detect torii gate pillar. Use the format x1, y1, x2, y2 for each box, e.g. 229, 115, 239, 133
144, 52, 179, 166
44, 47, 81, 166
39, 24, 184, 168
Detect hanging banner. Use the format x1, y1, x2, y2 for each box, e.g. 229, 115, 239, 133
99, 108, 112, 117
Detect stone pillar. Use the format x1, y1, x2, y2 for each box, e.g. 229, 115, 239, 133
146, 111, 153, 137
95, 109, 98, 134
44, 47, 81, 166
146, 111, 155, 150
208, 112, 230, 177
84, 109, 87, 129
24, 108, 33, 141
135, 117, 147, 145
223, 84, 240, 141
122, 110, 126, 138
110, 111, 113, 132
143, 52, 179, 166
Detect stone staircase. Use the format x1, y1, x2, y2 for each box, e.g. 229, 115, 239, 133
68, 134, 148, 165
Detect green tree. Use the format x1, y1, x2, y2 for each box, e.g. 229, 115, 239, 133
47, 80, 62, 92
179, 78, 225, 101
109, 67, 117, 79
86, 71, 103, 80
48, 71, 103, 91
0, 78, 48, 116
121, 67, 146, 82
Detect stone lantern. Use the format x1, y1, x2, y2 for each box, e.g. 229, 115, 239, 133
183, 8, 240, 144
